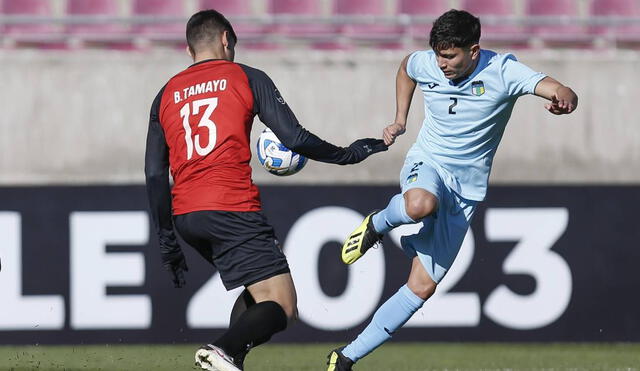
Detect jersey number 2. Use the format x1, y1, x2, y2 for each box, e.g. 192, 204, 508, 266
449, 97, 458, 115
180, 98, 218, 160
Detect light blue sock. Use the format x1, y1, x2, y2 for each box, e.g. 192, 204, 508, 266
372, 193, 416, 234
341, 285, 425, 362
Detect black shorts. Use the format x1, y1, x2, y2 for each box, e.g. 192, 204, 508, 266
173, 210, 290, 290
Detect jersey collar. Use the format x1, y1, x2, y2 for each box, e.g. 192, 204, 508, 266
189, 58, 228, 68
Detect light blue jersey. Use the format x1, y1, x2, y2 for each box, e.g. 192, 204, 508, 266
406, 49, 545, 201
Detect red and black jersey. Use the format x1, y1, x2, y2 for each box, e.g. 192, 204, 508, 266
158, 60, 259, 214
145, 59, 366, 246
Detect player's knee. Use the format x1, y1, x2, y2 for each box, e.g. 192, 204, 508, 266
407, 278, 437, 300
404, 192, 438, 220
271, 293, 297, 323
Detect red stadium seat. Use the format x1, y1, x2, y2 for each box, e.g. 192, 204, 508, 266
272, 0, 319, 14
461, 0, 527, 46
399, 0, 449, 16
66, 0, 129, 45
591, 0, 640, 15
590, 0, 640, 43
526, 0, 587, 45
335, 0, 403, 47
3, 0, 59, 36
398, 0, 449, 43
133, 0, 185, 39
337, 0, 386, 14
3, 0, 51, 17
2, 0, 67, 48
270, 0, 336, 44
200, 0, 253, 14
198, 0, 267, 47
67, 0, 119, 15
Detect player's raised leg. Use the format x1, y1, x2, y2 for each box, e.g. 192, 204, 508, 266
328, 257, 434, 369
342, 188, 437, 265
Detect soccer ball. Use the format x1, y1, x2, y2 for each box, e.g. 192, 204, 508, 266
256, 128, 308, 176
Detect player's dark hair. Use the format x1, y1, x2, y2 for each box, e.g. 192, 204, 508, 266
186, 9, 238, 53
429, 9, 481, 51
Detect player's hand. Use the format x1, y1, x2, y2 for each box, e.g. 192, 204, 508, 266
160, 244, 188, 288
345, 138, 388, 164
383, 123, 406, 146
545, 86, 578, 115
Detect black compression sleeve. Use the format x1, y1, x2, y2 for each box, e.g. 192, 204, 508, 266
144, 87, 179, 249
239, 64, 353, 164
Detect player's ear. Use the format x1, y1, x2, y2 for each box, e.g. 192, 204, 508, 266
186, 45, 195, 60
470, 44, 480, 60
221, 30, 229, 49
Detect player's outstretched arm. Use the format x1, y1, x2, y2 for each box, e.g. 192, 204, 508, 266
534, 77, 578, 115
384, 54, 417, 146
240, 64, 388, 165
145, 89, 188, 288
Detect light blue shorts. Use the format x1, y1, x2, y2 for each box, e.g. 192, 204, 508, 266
398, 151, 477, 283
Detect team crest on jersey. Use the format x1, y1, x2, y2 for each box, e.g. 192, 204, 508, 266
471, 81, 485, 96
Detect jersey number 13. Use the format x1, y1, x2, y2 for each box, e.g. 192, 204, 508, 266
179, 98, 218, 160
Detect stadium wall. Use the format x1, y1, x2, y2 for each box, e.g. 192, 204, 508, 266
1, 49, 638, 185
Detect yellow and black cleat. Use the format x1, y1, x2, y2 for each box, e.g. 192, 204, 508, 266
341, 211, 383, 265
326, 348, 354, 371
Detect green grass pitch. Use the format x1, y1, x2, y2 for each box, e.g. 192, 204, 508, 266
1, 343, 638, 370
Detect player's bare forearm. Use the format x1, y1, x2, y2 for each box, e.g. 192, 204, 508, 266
534, 76, 578, 115
385, 55, 416, 145
395, 55, 416, 126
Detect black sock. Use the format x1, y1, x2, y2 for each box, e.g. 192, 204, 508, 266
227, 290, 269, 368
214, 300, 287, 358
229, 289, 256, 326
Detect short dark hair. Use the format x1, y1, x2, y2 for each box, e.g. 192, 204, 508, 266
186, 9, 238, 53
429, 9, 481, 51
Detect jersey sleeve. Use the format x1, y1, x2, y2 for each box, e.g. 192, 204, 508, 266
239, 64, 357, 165
405, 51, 421, 81
501, 54, 546, 97
144, 86, 180, 251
